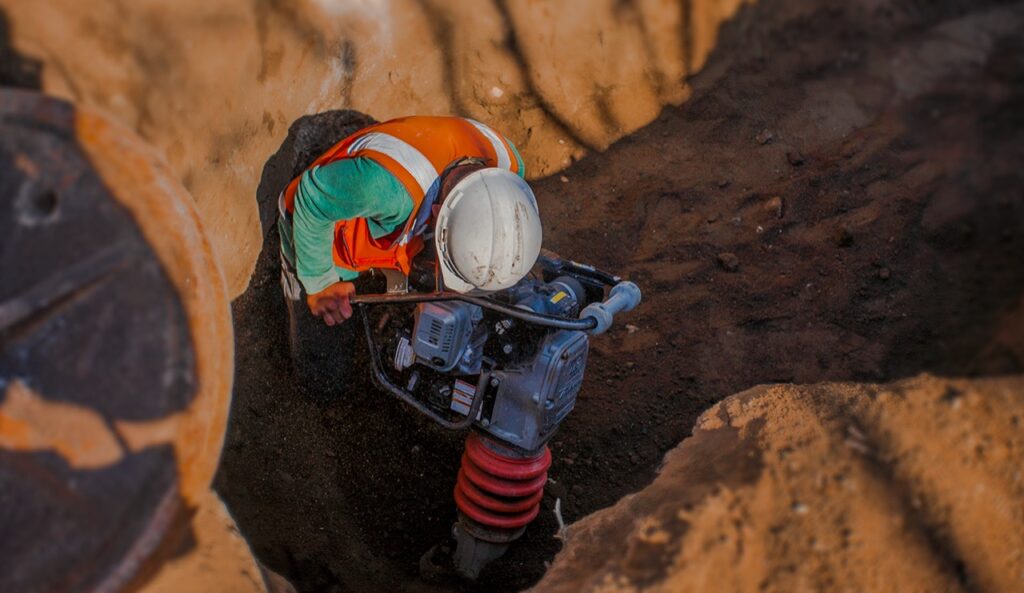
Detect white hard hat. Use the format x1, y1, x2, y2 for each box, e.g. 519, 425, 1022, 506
434, 168, 542, 293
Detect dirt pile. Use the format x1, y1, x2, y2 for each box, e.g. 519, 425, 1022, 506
0, 0, 750, 297
525, 0, 1024, 564
531, 374, 1024, 593
137, 489, 269, 593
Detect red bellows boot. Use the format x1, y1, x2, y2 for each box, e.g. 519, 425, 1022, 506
451, 431, 551, 578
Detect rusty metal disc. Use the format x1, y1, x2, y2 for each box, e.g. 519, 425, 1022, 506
0, 90, 233, 593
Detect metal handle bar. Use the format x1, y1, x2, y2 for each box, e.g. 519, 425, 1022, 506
350, 269, 641, 334
351, 292, 600, 332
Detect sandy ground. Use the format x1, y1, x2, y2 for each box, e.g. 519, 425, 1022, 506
0, 0, 749, 298
214, 0, 1024, 591
137, 490, 270, 593
531, 374, 1024, 593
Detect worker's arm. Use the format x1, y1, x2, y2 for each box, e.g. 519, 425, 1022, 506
292, 158, 412, 322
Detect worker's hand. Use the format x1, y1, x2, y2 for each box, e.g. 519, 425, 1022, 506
306, 281, 356, 326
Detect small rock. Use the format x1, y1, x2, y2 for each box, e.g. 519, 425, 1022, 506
786, 151, 805, 166
764, 196, 784, 219
718, 179, 731, 189
559, 175, 569, 183
792, 502, 809, 515
625, 323, 640, 334
707, 212, 721, 223
755, 129, 775, 145
878, 267, 890, 281
717, 252, 740, 272
833, 224, 854, 247
625, 361, 636, 369
941, 387, 963, 408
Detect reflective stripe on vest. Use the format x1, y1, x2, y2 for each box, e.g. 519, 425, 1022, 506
345, 132, 437, 199
465, 118, 512, 170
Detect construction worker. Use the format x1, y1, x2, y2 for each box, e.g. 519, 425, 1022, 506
276, 115, 542, 394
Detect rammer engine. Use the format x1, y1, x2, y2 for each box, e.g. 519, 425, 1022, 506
355, 255, 641, 579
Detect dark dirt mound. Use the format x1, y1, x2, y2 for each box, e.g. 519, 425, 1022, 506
215, 0, 1024, 591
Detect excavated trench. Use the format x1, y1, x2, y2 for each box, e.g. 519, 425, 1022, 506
214, 0, 1024, 591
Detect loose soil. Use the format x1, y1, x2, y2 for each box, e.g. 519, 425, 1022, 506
531, 375, 1024, 593
215, 0, 1024, 591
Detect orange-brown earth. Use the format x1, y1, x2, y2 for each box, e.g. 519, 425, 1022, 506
531, 375, 1024, 593
0, 0, 751, 297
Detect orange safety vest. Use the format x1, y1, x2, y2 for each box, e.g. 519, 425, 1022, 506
282, 116, 522, 275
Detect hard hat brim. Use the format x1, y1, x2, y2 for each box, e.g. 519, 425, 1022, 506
435, 175, 479, 294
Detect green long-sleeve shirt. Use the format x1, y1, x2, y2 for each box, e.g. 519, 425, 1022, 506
280, 146, 525, 295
